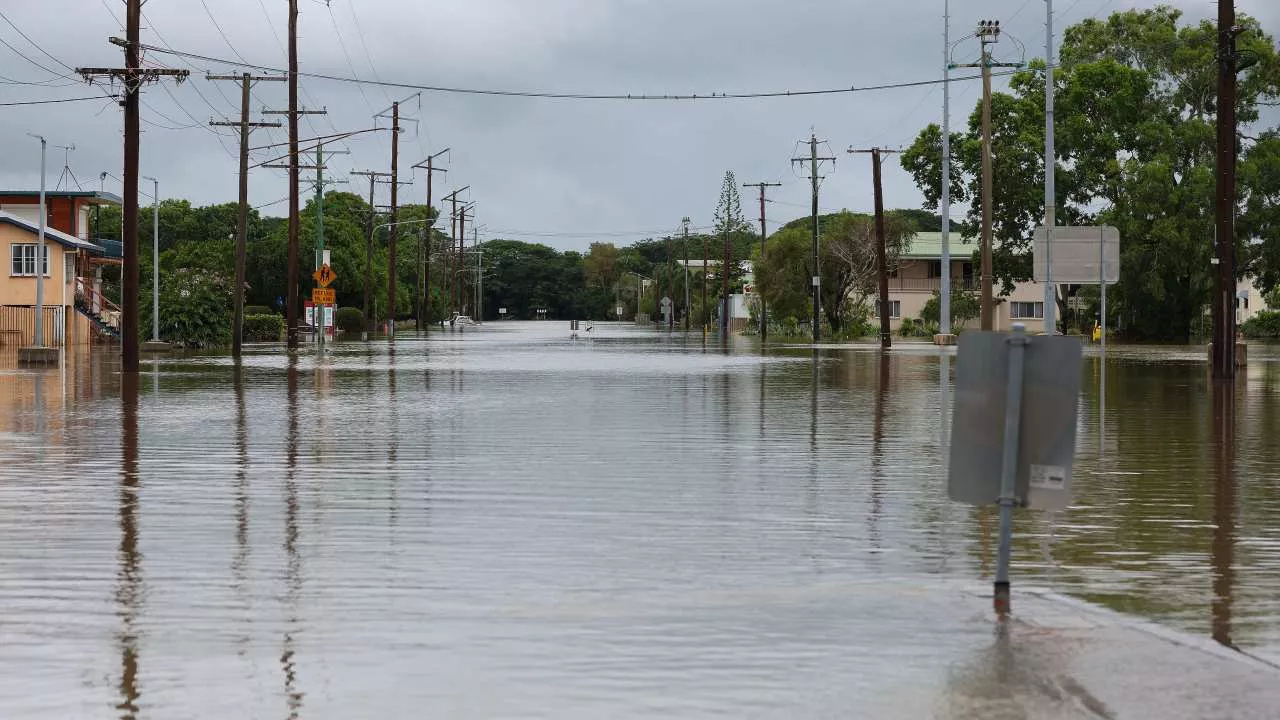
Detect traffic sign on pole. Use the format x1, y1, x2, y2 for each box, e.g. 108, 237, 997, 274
313, 263, 337, 288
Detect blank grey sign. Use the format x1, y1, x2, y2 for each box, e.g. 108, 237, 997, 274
1033, 225, 1120, 284
948, 331, 1083, 510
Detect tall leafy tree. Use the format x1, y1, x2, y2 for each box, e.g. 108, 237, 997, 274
755, 211, 914, 332
901, 6, 1280, 340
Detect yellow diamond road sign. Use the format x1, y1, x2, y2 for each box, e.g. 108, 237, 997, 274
313, 263, 337, 288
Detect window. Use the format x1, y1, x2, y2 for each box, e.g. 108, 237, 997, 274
927, 260, 942, 279
1010, 301, 1044, 319
876, 299, 901, 318
9, 244, 49, 277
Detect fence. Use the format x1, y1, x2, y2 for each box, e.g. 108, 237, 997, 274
0, 306, 88, 347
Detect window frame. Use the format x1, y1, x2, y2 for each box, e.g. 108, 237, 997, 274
9, 243, 50, 278
1010, 301, 1044, 319
875, 299, 902, 319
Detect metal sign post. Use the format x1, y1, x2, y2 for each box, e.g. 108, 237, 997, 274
994, 325, 1028, 614
949, 327, 1083, 615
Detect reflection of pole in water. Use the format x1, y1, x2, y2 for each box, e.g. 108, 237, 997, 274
282, 357, 303, 717
1211, 382, 1237, 649
116, 373, 142, 719
809, 350, 819, 451
938, 354, 951, 447
232, 363, 250, 652
1098, 352, 1107, 458
869, 353, 889, 550
388, 347, 399, 533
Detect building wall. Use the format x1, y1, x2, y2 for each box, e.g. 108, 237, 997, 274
0, 223, 76, 307
1237, 277, 1267, 324
0, 196, 83, 237
877, 256, 1048, 333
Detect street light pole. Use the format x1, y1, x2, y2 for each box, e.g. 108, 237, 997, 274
29, 134, 47, 348
141, 175, 159, 342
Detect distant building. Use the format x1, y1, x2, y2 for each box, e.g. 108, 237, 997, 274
873, 232, 1048, 333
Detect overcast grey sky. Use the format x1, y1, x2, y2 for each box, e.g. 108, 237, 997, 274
2, 0, 1277, 250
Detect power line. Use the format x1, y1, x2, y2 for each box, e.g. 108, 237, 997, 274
326, 0, 375, 112
0, 10, 77, 73
0, 95, 120, 106
133, 40, 1017, 101
343, 0, 393, 106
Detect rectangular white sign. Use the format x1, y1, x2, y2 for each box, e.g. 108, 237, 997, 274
1033, 225, 1120, 285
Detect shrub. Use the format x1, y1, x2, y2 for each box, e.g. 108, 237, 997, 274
335, 306, 365, 334
244, 305, 275, 316
242, 314, 284, 342
920, 289, 980, 329
1241, 310, 1280, 339
140, 267, 231, 348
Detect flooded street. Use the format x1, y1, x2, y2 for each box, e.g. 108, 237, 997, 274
2, 322, 1279, 717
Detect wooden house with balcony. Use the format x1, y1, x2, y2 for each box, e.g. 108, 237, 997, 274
0, 190, 123, 347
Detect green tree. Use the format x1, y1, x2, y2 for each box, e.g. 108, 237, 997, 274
901, 6, 1280, 340
920, 290, 981, 329
755, 211, 913, 332
584, 242, 620, 288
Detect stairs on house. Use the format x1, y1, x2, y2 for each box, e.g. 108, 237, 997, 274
74, 278, 121, 341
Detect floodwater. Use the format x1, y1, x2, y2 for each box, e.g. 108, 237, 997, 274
1, 323, 1278, 717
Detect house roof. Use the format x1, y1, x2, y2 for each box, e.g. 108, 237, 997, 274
0, 211, 106, 254
0, 190, 122, 206
900, 231, 978, 260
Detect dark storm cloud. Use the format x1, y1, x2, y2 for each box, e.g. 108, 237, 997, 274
1, 1, 1277, 249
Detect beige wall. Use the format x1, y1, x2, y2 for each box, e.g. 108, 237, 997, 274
877, 257, 1048, 333
1, 223, 75, 307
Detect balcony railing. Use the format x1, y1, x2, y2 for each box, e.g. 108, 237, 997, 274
886, 277, 979, 292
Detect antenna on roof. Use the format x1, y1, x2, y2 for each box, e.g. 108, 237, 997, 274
54, 144, 81, 192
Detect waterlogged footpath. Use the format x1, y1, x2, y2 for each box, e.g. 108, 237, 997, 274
1, 323, 1279, 717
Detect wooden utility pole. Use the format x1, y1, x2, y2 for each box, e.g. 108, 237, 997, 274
682, 217, 691, 332
667, 234, 674, 331
209, 73, 284, 358
743, 181, 781, 342
441, 187, 468, 317
701, 232, 708, 332
262, 98, 328, 343
1213, 2, 1240, 380
953, 21, 1017, 331
412, 149, 449, 328
848, 148, 899, 349
76, 3, 187, 371
349, 170, 392, 330
792, 135, 836, 343
287, 0, 300, 348
388, 102, 400, 333
458, 204, 474, 315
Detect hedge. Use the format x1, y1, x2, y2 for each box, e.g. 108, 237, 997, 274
242, 314, 284, 342
335, 306, 365, 334
1241, 310, 1280, 339
244, 305, 276, 316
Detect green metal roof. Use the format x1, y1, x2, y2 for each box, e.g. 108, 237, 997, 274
900, 231, 977, 260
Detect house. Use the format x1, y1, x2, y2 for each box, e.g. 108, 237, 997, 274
0, 190, 123, 347
873, 232, 1049, 333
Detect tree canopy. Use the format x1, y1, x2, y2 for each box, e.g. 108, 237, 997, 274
901, 6, 1280, 340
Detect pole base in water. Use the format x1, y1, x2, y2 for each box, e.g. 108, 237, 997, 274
993, 580, 1011, 616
